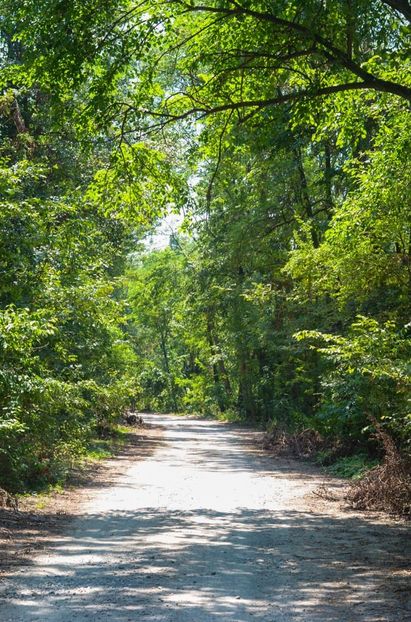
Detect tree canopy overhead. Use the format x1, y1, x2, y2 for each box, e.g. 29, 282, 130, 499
7, 1, 411, 133
0, 1, 410, 510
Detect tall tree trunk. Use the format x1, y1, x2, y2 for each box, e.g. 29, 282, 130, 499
324, 142, 333, 213
237, 355, 257, 419
206, 311, 231, 411
159, 326, 178, 412
294, 146, 319, 248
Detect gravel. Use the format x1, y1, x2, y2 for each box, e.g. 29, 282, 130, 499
0, 414, 409, 621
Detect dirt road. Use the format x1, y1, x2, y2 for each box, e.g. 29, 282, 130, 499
0, 414, 409, 621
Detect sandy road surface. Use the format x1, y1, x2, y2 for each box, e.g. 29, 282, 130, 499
0, 414, 409, 621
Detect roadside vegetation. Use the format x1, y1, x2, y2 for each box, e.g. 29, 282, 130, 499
0, 1, 410, 515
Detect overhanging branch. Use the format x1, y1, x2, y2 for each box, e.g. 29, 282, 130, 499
141, 81, 411, 126
381, 0, 411, 22
173, 1, 411, 101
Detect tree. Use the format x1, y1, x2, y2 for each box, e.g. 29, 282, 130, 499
4, 2, 409, 136
1, 1, 410, 496
0, 23, 138, 490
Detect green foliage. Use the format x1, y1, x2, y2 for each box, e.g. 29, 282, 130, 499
286, 110, 411, 315
321, 454, 379, 480
86, 143, 187, 223
1, 0, 410, 496
0, 33, 139, 491
296, 317, 411, 446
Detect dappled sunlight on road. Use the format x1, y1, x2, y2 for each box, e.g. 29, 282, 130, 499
0, 415, 409, 621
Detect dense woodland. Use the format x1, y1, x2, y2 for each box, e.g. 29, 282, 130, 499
0, 1, 410, 510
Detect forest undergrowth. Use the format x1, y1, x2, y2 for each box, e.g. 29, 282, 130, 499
0, 1, 410, 517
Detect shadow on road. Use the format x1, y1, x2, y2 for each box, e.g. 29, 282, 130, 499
1, 415, 409, 621
2, 506, 409, 621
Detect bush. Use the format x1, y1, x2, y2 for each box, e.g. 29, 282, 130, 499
295, 316, 411, 450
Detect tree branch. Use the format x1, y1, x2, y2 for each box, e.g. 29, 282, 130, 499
381, 0, 411, 22
174, 1, 411, 101
142, 81, 411, 125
